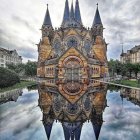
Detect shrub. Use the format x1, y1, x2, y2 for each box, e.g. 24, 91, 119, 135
0, 67, 20, 88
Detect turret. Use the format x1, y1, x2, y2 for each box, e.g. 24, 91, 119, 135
75, 0, 82, 24
92, 4, 103, 37
62, 122, 82, 140
42, 4, 54, 40
70, 1, 75, 20
43, 122, 53, 140
61, 0, 83, 28
91, 114, 103, 140
62, 0, 70, 26
120, 43, 124, 56
43, 109, 54, 140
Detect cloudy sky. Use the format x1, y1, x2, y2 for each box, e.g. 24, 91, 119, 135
0, 0, 140, 62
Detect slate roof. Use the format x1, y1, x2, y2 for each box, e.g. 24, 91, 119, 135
43, 4, 52, 27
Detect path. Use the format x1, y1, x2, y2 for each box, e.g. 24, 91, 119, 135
94, 79, 140, 90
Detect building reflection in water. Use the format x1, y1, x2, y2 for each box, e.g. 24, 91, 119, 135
38, 80, 108, 140
120, 88, 140, 106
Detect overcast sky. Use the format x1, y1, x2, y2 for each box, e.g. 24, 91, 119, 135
0, 0, 140, 62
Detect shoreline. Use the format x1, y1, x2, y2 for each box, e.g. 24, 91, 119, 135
0, 81, 37, 93
95, 80, 140, 90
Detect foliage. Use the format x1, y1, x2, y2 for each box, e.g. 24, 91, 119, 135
7, 61, 37, 77
108, 59, 140, 79
125, 63, 133, 78
25, 61, 37, 76
0, 81, 37, 93
133, 63, 140, 79
114, 80, 140, 88
107, 84, 121, 92
0, 67, 20, 88
108, 59, 123, 76
7, 63, 25, 75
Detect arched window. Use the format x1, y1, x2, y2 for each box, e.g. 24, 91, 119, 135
53, 39, 61, 56
82, 40, 91, 55
67, 36, 78, 48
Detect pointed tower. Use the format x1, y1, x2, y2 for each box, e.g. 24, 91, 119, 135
91, 113, 103, 140
62, 0, 70, 25
75, 0, 82, 24
92, 4, 103, 37
70, 1, 75, 20
43, 113, 54, 140
43, 123, 53, 140
92, 123, 103, 140
42, 4, 53, 39
92, 4, 102, 26
62, 123, 70, 140
62, 122, 82, 140
121, 43, 124, 56
43, 4, 52, 27
74, 125, 82, 140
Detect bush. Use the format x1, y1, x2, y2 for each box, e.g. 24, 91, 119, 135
0, 67, 20, 88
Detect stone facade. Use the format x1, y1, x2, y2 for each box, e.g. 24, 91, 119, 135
0, 47, 22, 67
120, 45, 140, 64
38, 83, 107, 140
37, 0, 108, 88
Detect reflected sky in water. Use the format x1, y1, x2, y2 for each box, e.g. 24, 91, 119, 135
0, 86, 140, 140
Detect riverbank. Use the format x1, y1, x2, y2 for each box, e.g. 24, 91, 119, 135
114, 80, 140, 88
0, 81, 37, 93
94, 79, 140, 90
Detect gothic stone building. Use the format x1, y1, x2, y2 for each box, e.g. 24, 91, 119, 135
37, 0, 108, 87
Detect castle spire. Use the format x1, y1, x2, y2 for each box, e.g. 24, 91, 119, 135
92, 3, 102, 27
75, 0, 82, 24
92, 123, 102, 140
43, 123, 53, 140
43, 4, 52, 27
70, 1, 75, 20
62, 0, 70, 24
122, 43, 124, 54
120, 43, 124, 56
42, 113, 54, 140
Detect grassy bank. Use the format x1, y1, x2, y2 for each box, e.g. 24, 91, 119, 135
0, 81, 37, 93
114, 80, 140, 88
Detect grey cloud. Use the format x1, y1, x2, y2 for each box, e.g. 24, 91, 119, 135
12, 15, 39, 34
0, 0, 140, 61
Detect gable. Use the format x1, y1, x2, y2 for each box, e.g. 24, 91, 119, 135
58, 47, 88, 67
65, 28, 79, 36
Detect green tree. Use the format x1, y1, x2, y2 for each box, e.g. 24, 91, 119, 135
115, 60, 122, 75
108, 59, 116, 76
25, 61, 37, 77
7, 63, 25, 76
0, 67, 20, 88
108, 59, 124, 76
6, 63, 17, 71
133, 63, 140, 79
120, 63, 127, 78
126, 63, 133, 78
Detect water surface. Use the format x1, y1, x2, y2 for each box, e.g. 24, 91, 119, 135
0, 85, 140, 140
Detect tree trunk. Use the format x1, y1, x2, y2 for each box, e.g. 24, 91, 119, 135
135, 72, 137, 79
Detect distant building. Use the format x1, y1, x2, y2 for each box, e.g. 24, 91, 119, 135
0, 47, 22, 67
120, 45, 140, 64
